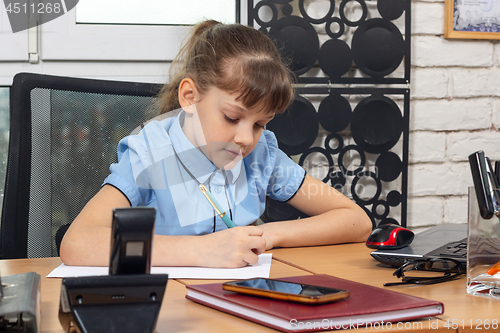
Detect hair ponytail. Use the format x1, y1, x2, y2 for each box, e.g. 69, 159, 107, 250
155, 20, 220, 114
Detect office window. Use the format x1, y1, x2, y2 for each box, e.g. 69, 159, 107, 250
0, 88, 9, 218
0, 6, 28, 61
76, 0, 238, 25
42, 0, 244, 61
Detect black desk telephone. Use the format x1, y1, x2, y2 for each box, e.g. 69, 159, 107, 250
59, 207, 168, 333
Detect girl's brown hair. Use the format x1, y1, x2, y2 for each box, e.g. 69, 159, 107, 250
156, 20, 294, 115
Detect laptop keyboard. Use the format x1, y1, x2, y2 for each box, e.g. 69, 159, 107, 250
426, 238, 468, 261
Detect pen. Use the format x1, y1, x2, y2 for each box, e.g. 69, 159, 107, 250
487, 261, 500, 275
199, 184, 236, 229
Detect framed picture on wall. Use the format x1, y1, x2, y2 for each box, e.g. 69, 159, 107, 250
445, 0, 500, 39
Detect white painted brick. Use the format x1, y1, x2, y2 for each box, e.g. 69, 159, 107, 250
408, 163, 471, 196
493, 99, 500, 129
407, 197, 444, 228
444, 196, 469, 225
448, 131, 500, 162
409, 132, 446, 163
413, 36, 493, 67
394, 0, 491, 229
411, 99, 492, 131
451, 68, 500, 98
494, 44, 500, 66
411, 68, 449, 99
412, 2, 445, 35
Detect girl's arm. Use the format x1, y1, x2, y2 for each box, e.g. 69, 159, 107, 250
258, 174, 373, 250
60, 185, 266, 268
60, 185, 130, 266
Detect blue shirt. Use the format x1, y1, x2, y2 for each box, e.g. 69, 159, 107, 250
103, 111, 305, 236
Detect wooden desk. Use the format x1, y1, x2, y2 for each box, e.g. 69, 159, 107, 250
3, 244, 498, 333
0, 257, 309, 333
272, 244, 500, 333
1, 257, 63, 332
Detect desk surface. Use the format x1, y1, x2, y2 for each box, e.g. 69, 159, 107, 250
272, 244, 500, 333
2, 244, 499, 333
0, 257, 310, 333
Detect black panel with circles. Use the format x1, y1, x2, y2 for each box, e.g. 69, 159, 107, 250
248, 0, 410, 85
263, 87, 409, 228
249, 0, 410, 228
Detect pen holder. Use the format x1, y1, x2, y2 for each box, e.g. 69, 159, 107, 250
467, 186, 500, 299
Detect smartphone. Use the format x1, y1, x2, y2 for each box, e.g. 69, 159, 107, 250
222, 278, 349, 304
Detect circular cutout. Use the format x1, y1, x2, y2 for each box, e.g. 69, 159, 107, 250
266, 95, 318, 156
325, 133, 344, 155
372, 200, 389, 219
318, 39, 353, 78
339, 0, 368, 27
318, 93, 352, 132
269, 16, 320, 75
338, 145, 365, 176
375, 152, 402, 182
253, 1, 279, 27
387, 190, 402, 206
299, 147, 334, 183
326, 17, 345, 39
351, 18, 405, 78
351, 171, 382, 205
377, 0, 406, 20
299, 0, 336, 25
350, 94, 403, 154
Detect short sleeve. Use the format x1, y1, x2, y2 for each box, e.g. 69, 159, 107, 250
103, 121, 172, 206
262, 131, 306, 202
102, 135, 152, 206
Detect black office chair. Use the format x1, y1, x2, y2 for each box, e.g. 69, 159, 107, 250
1, 73, 162, 258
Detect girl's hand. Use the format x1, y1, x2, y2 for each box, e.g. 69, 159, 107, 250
195, 226, 267, 268
258, 222, 281, 251
260, 230, 275, 251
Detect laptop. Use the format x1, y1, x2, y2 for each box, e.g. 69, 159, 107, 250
370, 224, 468, 267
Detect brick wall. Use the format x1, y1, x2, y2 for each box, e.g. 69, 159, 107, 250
410, 0, 500, 229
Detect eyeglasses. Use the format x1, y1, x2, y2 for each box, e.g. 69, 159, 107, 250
384, 258, 465, 287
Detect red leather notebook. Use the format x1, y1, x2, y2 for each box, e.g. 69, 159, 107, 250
186, 274, 444, 333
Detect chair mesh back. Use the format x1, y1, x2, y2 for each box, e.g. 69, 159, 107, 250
2, 73, 161, 258
28, 88, 155, 257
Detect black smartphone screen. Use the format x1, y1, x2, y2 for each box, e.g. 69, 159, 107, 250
226, 278, 345, 296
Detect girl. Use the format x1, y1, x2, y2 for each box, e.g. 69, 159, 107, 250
60, 20, 372, 268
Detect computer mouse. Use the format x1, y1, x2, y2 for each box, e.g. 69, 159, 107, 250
365, 224, 415, 250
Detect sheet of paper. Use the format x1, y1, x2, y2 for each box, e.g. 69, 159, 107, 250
47, 253, 272, 279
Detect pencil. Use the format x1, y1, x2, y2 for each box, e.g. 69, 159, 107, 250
199, 184, 236, 228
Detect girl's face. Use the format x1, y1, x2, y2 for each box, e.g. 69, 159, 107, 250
184, 86, 274, 170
